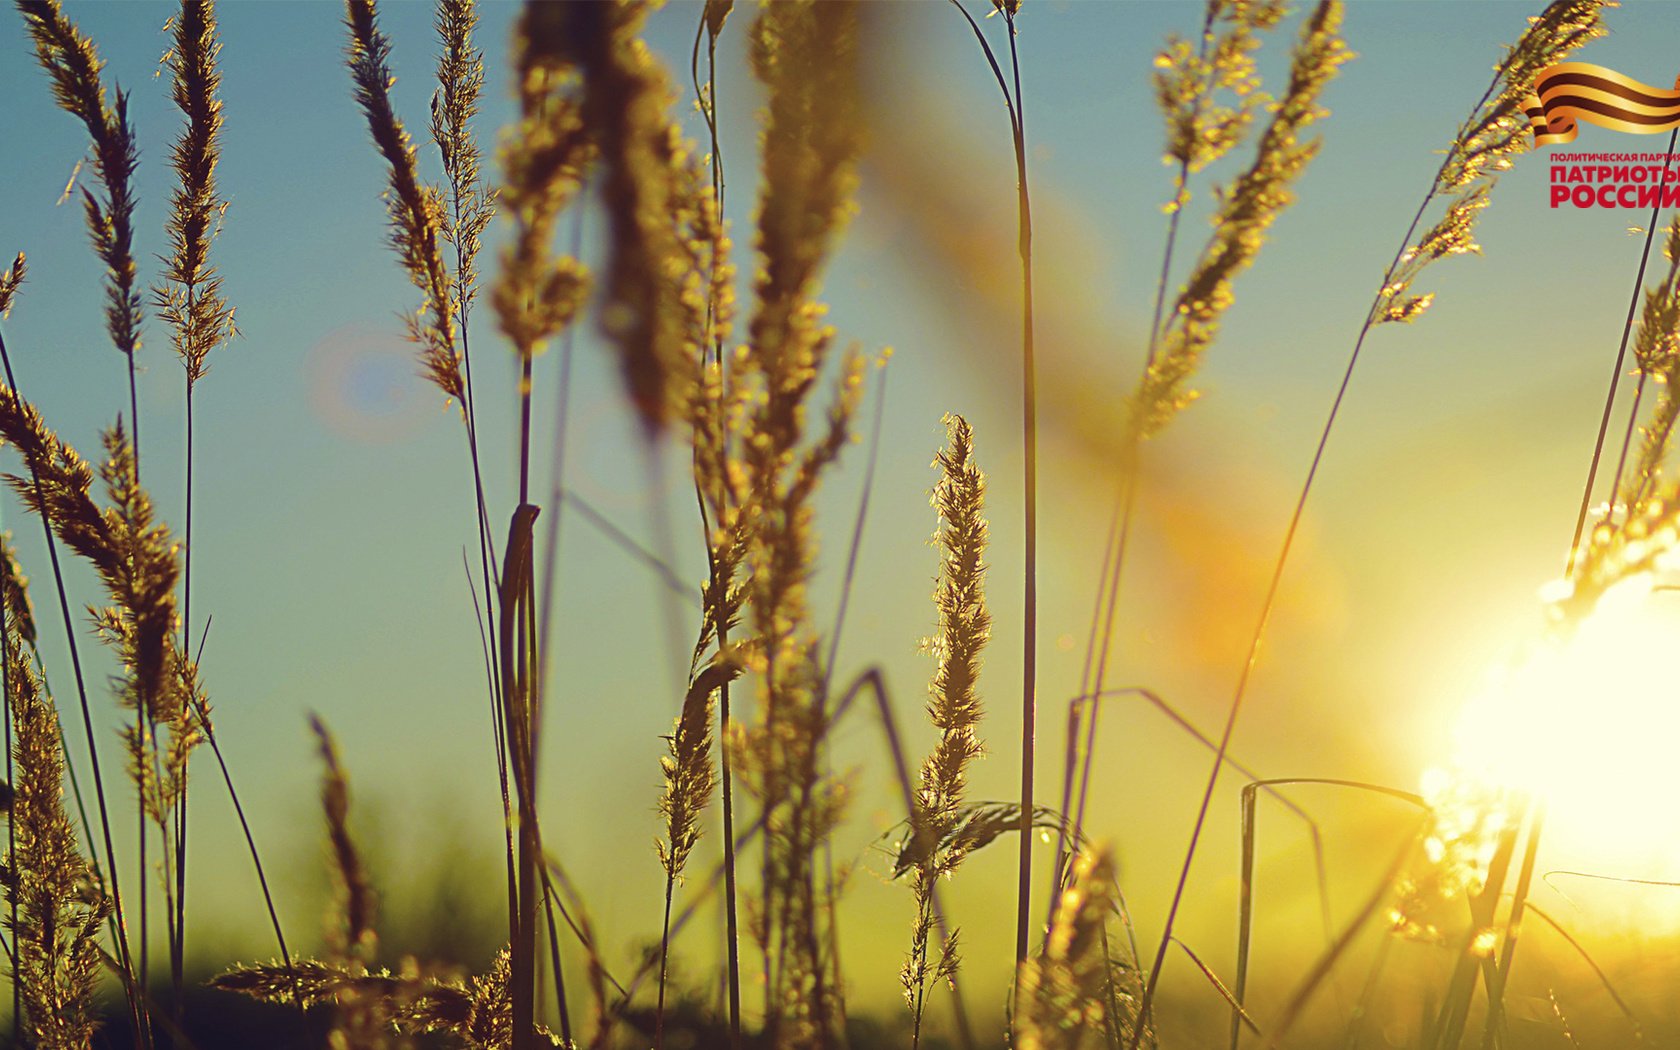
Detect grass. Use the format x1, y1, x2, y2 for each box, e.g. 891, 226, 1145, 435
8, 0, 1680, 1047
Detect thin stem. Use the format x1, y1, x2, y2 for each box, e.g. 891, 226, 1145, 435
1483, 801, 1544, 1050
819, 365, 886, 708
536, 199, 586, 780
467, 551, 524, 1031
1605, 372, 1651, 524
813, 364, 893, 1041
137, 671, 148, 1039
718, 680, 741, 1047
174, 370, 194, 1038
1526, 904, 1644, 1037
949, 0, 1039, 1001
1060, 462, 1139, 914
540, 869, 573, 1045
519, 357, 534, 510
655, 876, 675, 1050
1005, 4, 1039, 977
1, 527, 17, 1049
1565, 127, 1679, 571
526, 199, 588, 1045
127, 377, 149, 1025
194, 707, 299, 1006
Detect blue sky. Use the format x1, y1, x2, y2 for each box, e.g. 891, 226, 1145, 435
5, 0, 1680, 1031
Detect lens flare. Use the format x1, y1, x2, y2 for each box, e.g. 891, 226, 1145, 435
306, 321, 436, 444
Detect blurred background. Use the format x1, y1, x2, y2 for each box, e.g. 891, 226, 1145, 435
4, 1, 1680, 1045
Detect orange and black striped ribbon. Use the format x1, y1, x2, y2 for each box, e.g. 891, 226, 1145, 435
1526, 63, 1680, 146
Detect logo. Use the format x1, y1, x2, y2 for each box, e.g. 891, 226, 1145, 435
1526, 63, 1680, 209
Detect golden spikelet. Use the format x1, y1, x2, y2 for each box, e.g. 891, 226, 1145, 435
0, 252, 24, 320
311, 716, 373, 965
1130, 1, 1349, 439
217, 724, 562, 1047
1373, 1, 1607, 331
490, 2, 593, 365
658, 656, 741, 882
213, 950, 564, 1049
745, 0, 863, 413
430, 0, 494, 323
0, 531, 36, 647
309, 714, 395, 1050
0, 386, 115, 590
0, 402, 179, 739
159, 643, 206, 823
683, 188, 741, 543
705, 7, 869, 1042
157, 0, 237, 386
923, 414, 989, 798
91, 603, 201, 845
94, 423, 179, 718
343, 0, 462, 404
3, 632, 109, 1050
653, 652, 743, 1048
15, 0, 144, 368
1016, 848, 1125, 1050
1438, 0, 1609, 193
546, 1, 702, 433
902, 414, 989, 1043
1153, 0, 1287, 212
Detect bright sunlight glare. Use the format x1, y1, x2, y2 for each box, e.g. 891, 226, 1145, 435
1445, 567, 1680, 897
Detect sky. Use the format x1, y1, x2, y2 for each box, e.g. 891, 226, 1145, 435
5, 0, 1680, 1038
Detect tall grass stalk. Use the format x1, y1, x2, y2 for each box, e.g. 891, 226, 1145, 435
655, 660, 736, 1050
13, 0, 145, 471
533, 198, 586, 1047
6, 9, 167, 1038
157, 0, 236, 1025
716, 4, 867, 1041
0, 360, 154, 1046
1056, 0, 1285, 917
903, 415, 988, 1050
430, 0, 509, 867
688, 5, 741, 1041
945, 0, 1039, 985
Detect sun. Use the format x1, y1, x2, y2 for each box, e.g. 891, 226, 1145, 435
1446, 569, 1680, 888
